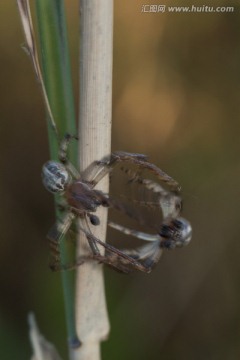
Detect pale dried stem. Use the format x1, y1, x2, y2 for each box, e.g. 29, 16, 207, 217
71, 1, 113, 359
16, 0, 59, 138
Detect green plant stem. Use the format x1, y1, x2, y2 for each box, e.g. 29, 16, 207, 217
35, 0, 80, 350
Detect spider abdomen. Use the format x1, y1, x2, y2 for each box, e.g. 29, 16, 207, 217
42, 161, 70, 193
159, 217, 192, 249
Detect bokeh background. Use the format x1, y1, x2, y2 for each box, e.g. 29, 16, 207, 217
1, 0, 240, 359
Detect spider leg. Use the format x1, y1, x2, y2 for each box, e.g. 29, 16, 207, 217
58, 134, 78, 163
81, 152, 149, 186
108, 221, 163, 269
122, 241, 162, 271
108, 221, 160, 241
50, 223, 134, 273
49, 215, 101, 272
81, 218, 101, 256
131, 178, 182, 219
111, 151, 180, 191
82, 151, 180, 191
90, 153, 149, 185
49, 254, 132, 273
81, 160, 111, 185
66, 162, 81, 180
110, 175, 182, 220
58, 134, 80, 179
77, 223, 153, 273
49, 257, 86, 272
107, 193, 181, 236
47, 212, 76, 271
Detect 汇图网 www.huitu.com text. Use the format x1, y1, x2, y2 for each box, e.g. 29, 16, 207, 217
141, 5, 235, 13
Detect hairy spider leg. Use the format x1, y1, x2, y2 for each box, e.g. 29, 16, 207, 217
58, 134, 80, 179
110, 152, 181, 191
106, 178, 182, 233
79, 149, 131, 185
76, 223, 153, 273
47, 214, 99, 271
108, 221, 160, 241
123, 177, 182, 219
81, 152, 147, 182
47, 212, 76, 271
107, 222, 162, 270
58, 134, 78, 162
48, 217, 151, 273
82, 151, 180, 192
81, 160, 111, 185
121, 241, 162, 270
82, 217, 101, 256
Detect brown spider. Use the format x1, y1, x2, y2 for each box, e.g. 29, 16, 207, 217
42, 135, 192, 274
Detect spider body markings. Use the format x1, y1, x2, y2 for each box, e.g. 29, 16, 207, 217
42, 135, 192, 273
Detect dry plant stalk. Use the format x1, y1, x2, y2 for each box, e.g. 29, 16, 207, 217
16, 0, 58, 137
72, 1, 113, 359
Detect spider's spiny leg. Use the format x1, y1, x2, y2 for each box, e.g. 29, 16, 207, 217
135, 179, 182, 219
81, 159, 111, 185
58, 134, 78, 163
116, 196, 161, 209
122, 241, 162, 271
119, 173, 182, 220
111, 151, 149, 163
82, 227, 151, 273
89, 253, 133, 274
66, 162, 81, 180
77, 220, 156, 273
48, 237, 61, 271
73, 253, 132, 274
111, 151, 180, 192
78, 218, 101, 256
47, 212, 76, 243
58, 134, 80, 179
47, 212, 76, 270
50, 256, 86, 272
81, 152, 145, 186
49, 245, 135, 274
108, 221, 160, 242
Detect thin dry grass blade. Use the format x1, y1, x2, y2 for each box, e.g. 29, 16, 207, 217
28, 313, 63, 360
16, 0, 59, 138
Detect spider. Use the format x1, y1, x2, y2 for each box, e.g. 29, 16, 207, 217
42, 135, 192, 274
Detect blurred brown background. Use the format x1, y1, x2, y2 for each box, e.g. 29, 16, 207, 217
1, 1, 240, 359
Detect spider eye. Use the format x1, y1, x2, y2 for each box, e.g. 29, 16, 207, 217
42, 161, 70, 193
